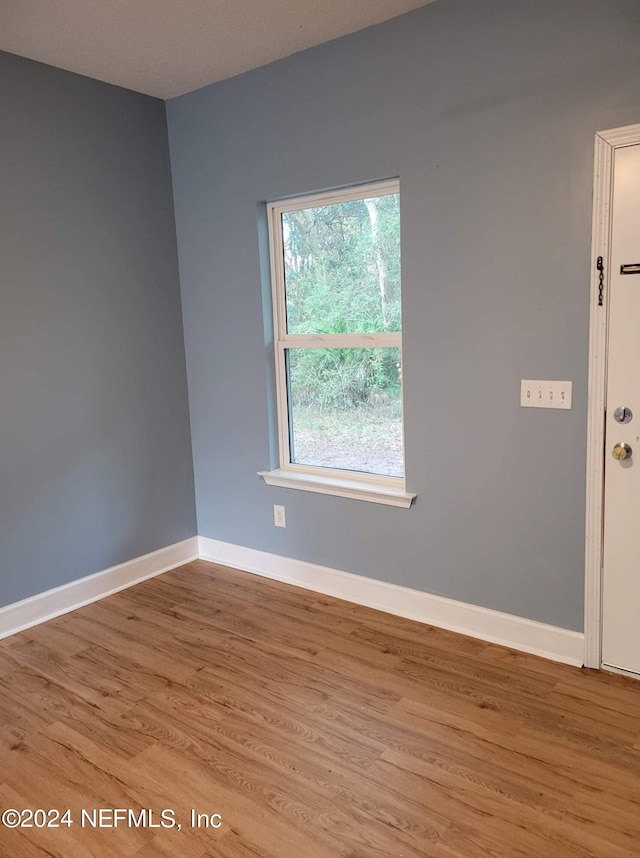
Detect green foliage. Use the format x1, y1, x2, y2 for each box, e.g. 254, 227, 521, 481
289, 347, 401, 411
283, 194, 401, 334
282, 192, 402, 411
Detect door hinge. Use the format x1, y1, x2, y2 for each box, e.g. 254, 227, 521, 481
597, 256, 605, 307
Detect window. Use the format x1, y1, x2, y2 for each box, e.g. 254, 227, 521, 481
259, 180, 415, 507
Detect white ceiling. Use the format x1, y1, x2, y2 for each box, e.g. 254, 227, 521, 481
0, 0, 435, 100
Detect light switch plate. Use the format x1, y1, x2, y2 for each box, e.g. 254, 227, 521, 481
521, 380, 572, 410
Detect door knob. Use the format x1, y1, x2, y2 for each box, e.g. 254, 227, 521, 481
612, 442, 633, 461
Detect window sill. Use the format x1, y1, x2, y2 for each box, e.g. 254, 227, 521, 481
257, 469, 416, 508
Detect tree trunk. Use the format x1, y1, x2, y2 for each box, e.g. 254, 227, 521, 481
364, 198, 388, 325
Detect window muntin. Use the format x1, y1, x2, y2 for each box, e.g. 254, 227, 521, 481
268, 179, 405, 486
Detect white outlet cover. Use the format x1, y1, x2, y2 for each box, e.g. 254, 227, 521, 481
520, 380, 572, 410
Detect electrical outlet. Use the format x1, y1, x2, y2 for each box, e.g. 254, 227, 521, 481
274, 505, 286, 527
520, 380, 572, 410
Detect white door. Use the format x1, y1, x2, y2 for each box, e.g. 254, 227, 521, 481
602, 143, 640, 675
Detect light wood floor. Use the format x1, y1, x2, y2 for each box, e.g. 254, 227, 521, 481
1, 561, 640, 857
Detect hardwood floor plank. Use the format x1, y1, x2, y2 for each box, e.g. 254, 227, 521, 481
0, 666, 150, 760
377, 749, 638, 858
0, 649, 23, 678
128, 687, 448, 850
182, 669, 388, 768
1, 559, 639, 857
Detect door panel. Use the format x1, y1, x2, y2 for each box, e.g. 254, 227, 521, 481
602, 144, 640, 674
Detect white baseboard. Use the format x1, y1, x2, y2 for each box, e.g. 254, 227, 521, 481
0, 537, 199, 641
0, 533, 584, 668
199, 537, 585, 667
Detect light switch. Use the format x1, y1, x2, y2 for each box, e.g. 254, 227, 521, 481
520, 380, 572, 410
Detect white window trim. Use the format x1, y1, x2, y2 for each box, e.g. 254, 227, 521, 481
257, 468, 415, 508
258, 179, 416, 508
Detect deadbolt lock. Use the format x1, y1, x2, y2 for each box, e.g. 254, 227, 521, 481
614, 406, 633, 424
612, 442, 633, 461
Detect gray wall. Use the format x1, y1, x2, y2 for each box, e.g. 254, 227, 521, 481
0, 51, 196, 607
167, 0, 640, 632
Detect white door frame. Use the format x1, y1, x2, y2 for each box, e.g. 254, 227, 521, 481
585, 122, 640, 669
